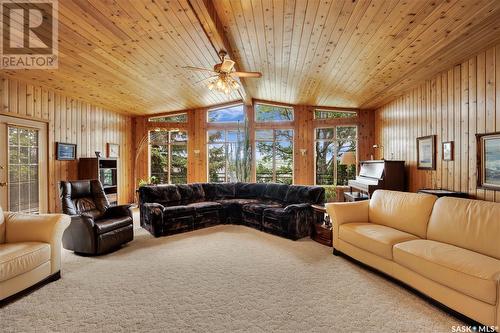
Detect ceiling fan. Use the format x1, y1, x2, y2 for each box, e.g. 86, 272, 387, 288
183, 51, 262, 94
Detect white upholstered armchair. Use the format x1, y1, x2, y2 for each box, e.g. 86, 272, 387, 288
0, 206, 70, 301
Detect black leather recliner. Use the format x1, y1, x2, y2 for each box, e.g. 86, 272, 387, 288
59, 180, 133, 255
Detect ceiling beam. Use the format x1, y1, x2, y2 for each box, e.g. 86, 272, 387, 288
187, 0, 252, 105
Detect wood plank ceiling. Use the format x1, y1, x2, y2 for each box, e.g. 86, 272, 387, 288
213, 0, 500, 109
2, 0, 500, 115
2, 0, 241, 115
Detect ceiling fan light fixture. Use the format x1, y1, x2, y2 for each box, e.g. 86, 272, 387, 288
207, 74, 240, 95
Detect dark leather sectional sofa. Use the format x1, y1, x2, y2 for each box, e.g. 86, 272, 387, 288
139, 182, 325, 240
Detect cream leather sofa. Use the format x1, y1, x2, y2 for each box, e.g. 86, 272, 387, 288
326, 190, 500, 327
0, 206, 70, 301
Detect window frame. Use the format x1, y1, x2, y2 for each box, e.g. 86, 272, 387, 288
254, 128, 294, 184
148, 112, 188, 123
148, 129, 188, 184
254, 102, 294, 123
313, 125, 358, 186
313, 109, 357, 120
207, 103, 246, 124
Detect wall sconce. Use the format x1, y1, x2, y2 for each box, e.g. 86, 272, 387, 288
193, 149, 200, 155
300, 149, 307, 156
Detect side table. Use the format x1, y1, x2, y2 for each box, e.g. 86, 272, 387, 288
310, 204, 333, 247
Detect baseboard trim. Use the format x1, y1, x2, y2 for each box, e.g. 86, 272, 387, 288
0, 271, 61, 307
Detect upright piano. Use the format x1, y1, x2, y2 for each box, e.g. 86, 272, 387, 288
348, 160, 406, 198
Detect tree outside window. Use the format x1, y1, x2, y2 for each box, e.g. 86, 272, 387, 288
206, 104, 251, 183
315, 126, 357, 186
149, 130, 187, 184
254, 103, 293, 122
208, 129, 244, 182
255, 129, 293, 184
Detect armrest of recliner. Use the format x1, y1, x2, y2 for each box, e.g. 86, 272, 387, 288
325, 200, 370, 226
5, 213, 70, 273
62, 214, 98, 255
103, 204, 133, 219
283, 203, 310, 213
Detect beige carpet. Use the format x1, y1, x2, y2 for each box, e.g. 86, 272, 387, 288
2, 224, 464, 332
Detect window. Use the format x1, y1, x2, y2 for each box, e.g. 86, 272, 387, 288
314, 109, 357, 119
208, 104, 245, 123
255, 103, 293, 122
149, 130, 187, 184
8, 126, 40, 213
149, 113, 187, 123
315, 126, 357, 186
255, 129, 293, 184
207, 129, 244, 182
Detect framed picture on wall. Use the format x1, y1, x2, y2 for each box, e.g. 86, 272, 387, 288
442, 141, 454, 161
56, 142, 77, 160
417, 135, 436, 170
476, 132, 500, 190
107, 143, 120, 158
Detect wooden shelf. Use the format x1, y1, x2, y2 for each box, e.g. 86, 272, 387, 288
78, 157, 119, 205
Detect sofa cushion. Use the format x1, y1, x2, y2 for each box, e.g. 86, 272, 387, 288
201, 183, 218, 200
394, 239, 500, 305
0, 206, 5, 244
215, 183, 236, 198
0, 242, 50, 282
284, 185, 324, 204
216, 198, 260, 207
187, 201, 223, 213
339, 223, 418, 260
177, 184, 205, 204
263, 183, 289, 202
94, 216, 132, 235
140, 185, 181, 206
236, 183, 268, 199
163, 205, 195, 218
369, 190, 437, 238
242, 202, 283, 215
427, 197, 500, 260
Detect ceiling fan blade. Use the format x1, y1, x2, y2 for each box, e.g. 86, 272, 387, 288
232, 71, 262, 78
193, 75, 218, 85
220, 59, 235, 73
182, 66, 217, 73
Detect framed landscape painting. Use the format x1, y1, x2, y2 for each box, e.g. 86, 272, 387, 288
477, 132, 500, 190
417, 135, 436, 170
56, 142, 77, 160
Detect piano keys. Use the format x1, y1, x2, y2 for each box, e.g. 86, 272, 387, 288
347, 160, 406, 198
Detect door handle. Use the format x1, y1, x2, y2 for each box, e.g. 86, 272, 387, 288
0, 182, 7, 187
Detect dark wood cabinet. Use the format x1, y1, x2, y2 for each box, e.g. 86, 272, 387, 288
78, 158, 118, 205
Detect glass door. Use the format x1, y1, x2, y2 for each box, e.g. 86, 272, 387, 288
0, 116, 48, 213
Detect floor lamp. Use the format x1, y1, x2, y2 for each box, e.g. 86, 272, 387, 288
133, 131, 151, 205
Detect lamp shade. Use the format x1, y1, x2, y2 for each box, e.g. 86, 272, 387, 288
340, 151, 356, 166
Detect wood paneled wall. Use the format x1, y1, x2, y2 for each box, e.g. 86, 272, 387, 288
375, 44, 500, 202
0, 76, 134, 213
134, 102, 375, 186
